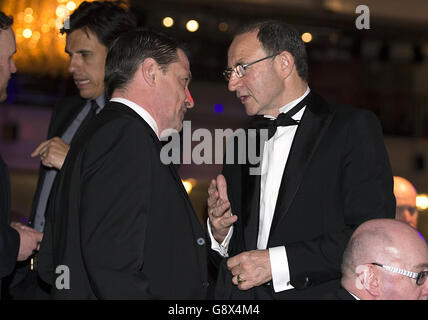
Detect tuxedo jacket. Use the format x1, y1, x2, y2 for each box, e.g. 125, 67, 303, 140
37, 101, 208, 299
0, 155, 20, 284
214, 91, 395, 299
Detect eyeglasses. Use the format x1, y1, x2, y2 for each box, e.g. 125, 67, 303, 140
396, 205, 418, 216
371, 262, 428, 286
223, 54, 277, 81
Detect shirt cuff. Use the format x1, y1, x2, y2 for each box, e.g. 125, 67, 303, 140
207, 218, 234, 257
269, 246, 294, 292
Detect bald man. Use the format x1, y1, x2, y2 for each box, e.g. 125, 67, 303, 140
335, 219, 428, 300
394, 176, 418, 229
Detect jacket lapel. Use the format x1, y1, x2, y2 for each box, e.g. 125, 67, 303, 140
242, 162, 261, 251
268, 92, 333, 243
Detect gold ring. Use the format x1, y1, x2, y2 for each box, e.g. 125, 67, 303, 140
237, 274, 244, 283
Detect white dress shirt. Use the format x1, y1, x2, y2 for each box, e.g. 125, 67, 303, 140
110, 97, 159, 139
208, 86, 311, 293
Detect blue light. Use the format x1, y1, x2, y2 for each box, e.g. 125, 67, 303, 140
214, 103, 224, 113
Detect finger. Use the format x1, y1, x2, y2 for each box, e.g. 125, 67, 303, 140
31, 140, 50, 157
207, 179, 218, 196
207, 191, 219, 208
211, 200, 231, 218
227, 255, 241, 270
219, 214, 238, 227
41, 158, 53, 168
216, 174, 229, 201
230, 265, 241, 277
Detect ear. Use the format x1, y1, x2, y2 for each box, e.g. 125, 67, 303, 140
275, 51, 294, 79
141, 58, 158, 87
356, 264, 381, 297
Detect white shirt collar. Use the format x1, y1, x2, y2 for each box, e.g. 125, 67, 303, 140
265, 86, 310, 121
110, 97, 159, 139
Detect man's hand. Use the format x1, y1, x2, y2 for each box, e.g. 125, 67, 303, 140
11, 222, 43, 261
31, 137, 70, 170
227, 250, 272, 290
207, 174, 237, 243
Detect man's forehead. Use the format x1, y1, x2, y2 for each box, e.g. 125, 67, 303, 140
228, 31, 264, 64
66, 28, 104, 50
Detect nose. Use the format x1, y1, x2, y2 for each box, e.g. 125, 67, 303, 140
185, 88, 194, 109
227, 72, 241, 92
68, 55, 80, 74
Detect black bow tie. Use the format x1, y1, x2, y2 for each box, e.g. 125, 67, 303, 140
250, 97, 307, 140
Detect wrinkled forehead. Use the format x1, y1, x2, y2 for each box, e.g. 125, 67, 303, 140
227, 31, 266, 66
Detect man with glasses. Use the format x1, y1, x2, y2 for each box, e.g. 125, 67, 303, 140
337, 219, 428, 300
394, 176, 419, 229
207, 20, 395, 299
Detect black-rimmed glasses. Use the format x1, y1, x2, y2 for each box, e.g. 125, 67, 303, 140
371, 262, 428, 286
223, 54, 277, 81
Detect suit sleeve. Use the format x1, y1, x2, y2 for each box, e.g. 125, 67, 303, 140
0, 159, 20, 278
78, 121, 154, 299
0, 225, 20, 278
286, 110, 395, 289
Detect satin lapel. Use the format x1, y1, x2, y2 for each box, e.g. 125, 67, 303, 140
268, 93, 333, 243
242, 162, 261, 251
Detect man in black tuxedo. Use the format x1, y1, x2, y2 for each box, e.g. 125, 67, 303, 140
36, 28, 208, 299
6, 1, 135, 299
207, 20, 395, 299
336, 219, 428, 300
0, 11, 43, 298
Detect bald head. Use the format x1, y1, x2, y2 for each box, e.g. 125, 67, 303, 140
393, 176, 418, 228
341, 219, 428, 300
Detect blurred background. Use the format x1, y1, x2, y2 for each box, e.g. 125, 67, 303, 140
1, 0, 428, 237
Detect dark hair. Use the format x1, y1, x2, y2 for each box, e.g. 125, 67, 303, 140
60, 1, 136, 49
105, 28, 183, 99
0, 11, 13, 30
236, 20, 308, 82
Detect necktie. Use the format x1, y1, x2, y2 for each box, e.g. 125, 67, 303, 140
250, 96, 307, 140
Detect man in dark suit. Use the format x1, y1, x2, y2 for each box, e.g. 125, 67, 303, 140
336, 219, 428, 300
37, 28, 208, 299
0, 11, 43, 298
207, 20, 396, 299
6, 1, 135, 299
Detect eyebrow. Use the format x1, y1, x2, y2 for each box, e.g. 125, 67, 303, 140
65, 49, 92, 55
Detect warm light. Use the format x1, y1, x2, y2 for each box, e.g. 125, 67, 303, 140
23, 29, 32, 38
56, 5, 67, 17
24, 8, 33, 15
182, 178, 196, 194
186, 20, 199, 32
41, 24, 50, 33
162, 16, 174, 28
32, 31, 41, 41
24, 14, 34, 23
417, 194, 428, 211
67, 1, 77, 11
301, 32, 313, 43
218, 22, 228, 32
